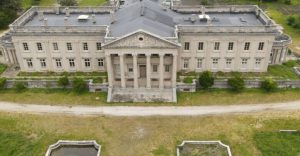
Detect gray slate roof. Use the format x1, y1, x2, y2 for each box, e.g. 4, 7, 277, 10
22, 0, 265, 37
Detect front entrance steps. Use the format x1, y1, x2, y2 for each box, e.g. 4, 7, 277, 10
107, 87, 177, 103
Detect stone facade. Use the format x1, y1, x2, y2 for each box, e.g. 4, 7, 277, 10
0, 0, 292, 102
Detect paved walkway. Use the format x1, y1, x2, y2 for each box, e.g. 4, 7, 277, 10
0, 101, 300, 116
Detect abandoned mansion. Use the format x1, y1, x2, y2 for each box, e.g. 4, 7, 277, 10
0, 0, 292, 102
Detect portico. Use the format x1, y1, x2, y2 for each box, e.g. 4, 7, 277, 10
105, 52, 177, 89
103, 30, 179, 102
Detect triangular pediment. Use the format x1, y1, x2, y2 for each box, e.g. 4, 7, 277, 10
103, 30, 180, 49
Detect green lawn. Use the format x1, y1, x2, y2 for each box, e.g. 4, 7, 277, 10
0, 111, 299, 155
254, 131, 300, 156
0, 64, 7, 75
1, 88, 300, 106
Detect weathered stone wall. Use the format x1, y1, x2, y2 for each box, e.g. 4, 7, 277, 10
197, 79, 300, 89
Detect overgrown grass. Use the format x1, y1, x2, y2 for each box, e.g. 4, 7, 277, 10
0, 111, 300, 155
1, 88, 300, 106
254, 131, 300, 156
78, 0, 107, 6
0, 64, 7, 75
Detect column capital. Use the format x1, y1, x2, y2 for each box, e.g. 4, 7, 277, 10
145, 53, 152, 57
105, 53, 111, 57
132, 53, 138, 57
119, 53, 124, 57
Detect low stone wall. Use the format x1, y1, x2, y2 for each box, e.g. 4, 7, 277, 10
89, 81, 109, 92
198, 79, 300, 89
177, 80, 197, 92
5, 80, 65, 89
4, 79, 108, 92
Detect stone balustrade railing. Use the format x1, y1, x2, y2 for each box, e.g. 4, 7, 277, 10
177, 25, 278, 33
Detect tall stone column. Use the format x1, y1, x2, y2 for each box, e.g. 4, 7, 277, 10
119, 54, 126, 88
133, 53, 138, 89
172, 54, 177, 88
159, 53, 164, 89
106, 54, 114, 88
146, 53, 151, 88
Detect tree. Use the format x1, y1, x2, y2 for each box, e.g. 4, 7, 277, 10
72, 78, 87, 93
228, 76, 245, 92
58, 0, 78, 6
58, 76, 69, 89
0, 77, 6, 90
198, 71, 214, 89
287, 16, 296, 26
261, 78, 278, 92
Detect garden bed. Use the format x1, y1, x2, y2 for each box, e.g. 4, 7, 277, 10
177, 141, 231, 156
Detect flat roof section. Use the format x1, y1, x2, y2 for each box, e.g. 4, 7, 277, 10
24, 13, 111, 27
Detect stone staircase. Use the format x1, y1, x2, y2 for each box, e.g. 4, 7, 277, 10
107, 88, 176, 102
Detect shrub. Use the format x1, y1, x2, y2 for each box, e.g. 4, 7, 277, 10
261, 78, 278, 92
201, 0, 208, 5
58, 0, 78, 6
58, 76, 69, 88
198, 71, 214, 89
228, 76, 245, 92
283, 60, 297, 67
14, 82, 27, 92
0, 77, 6, 89
183, 77, 194, 84
72, 78, 87, 93
284, 0, 291, 4
287, 16, 296, 26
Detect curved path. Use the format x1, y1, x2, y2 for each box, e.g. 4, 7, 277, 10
0, 101, 300, 116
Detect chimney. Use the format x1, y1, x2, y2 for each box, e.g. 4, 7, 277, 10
256, 9, 261, 18
43, 18, 48, 27
267, 19, 272, 26
201, 6, 205, 15
92, 14, 96, 24
64, 17, 69, 27
38, 11, 44, 21
110, 11, 116, 24
65, 7, 70, 17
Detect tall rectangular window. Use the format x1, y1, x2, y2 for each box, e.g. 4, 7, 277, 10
255, 58, 262, 68
84, 58, 91, 67
212, 58, 219, 68
55, 59, 62, 68
26, 58, 33, 68
69, 59, 75, 67
184, 42, 190, 50
37, 43, 43, 51
197, 58, 203, 69
0, 50, 2, 56
53, 43, 59, 51
241, 58, 248, 68
244, 42, 250, 51
258, 42, 264, 50
226, 58, 232, 69
152, 65, 158, 72
23, 43, 29, 51
165, 65, 170, 72
228, 42, 234, 51
40, 58, 46, 68
96, 42, 102, 51
83, 42, 88, 51
198, 42, 204, 50
183, 59, 189, 69
98, 58, 104, 67
214, 42, 220, 50
67, 43, 72, 51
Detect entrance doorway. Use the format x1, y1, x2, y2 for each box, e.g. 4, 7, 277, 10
139, 65, 146, 78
